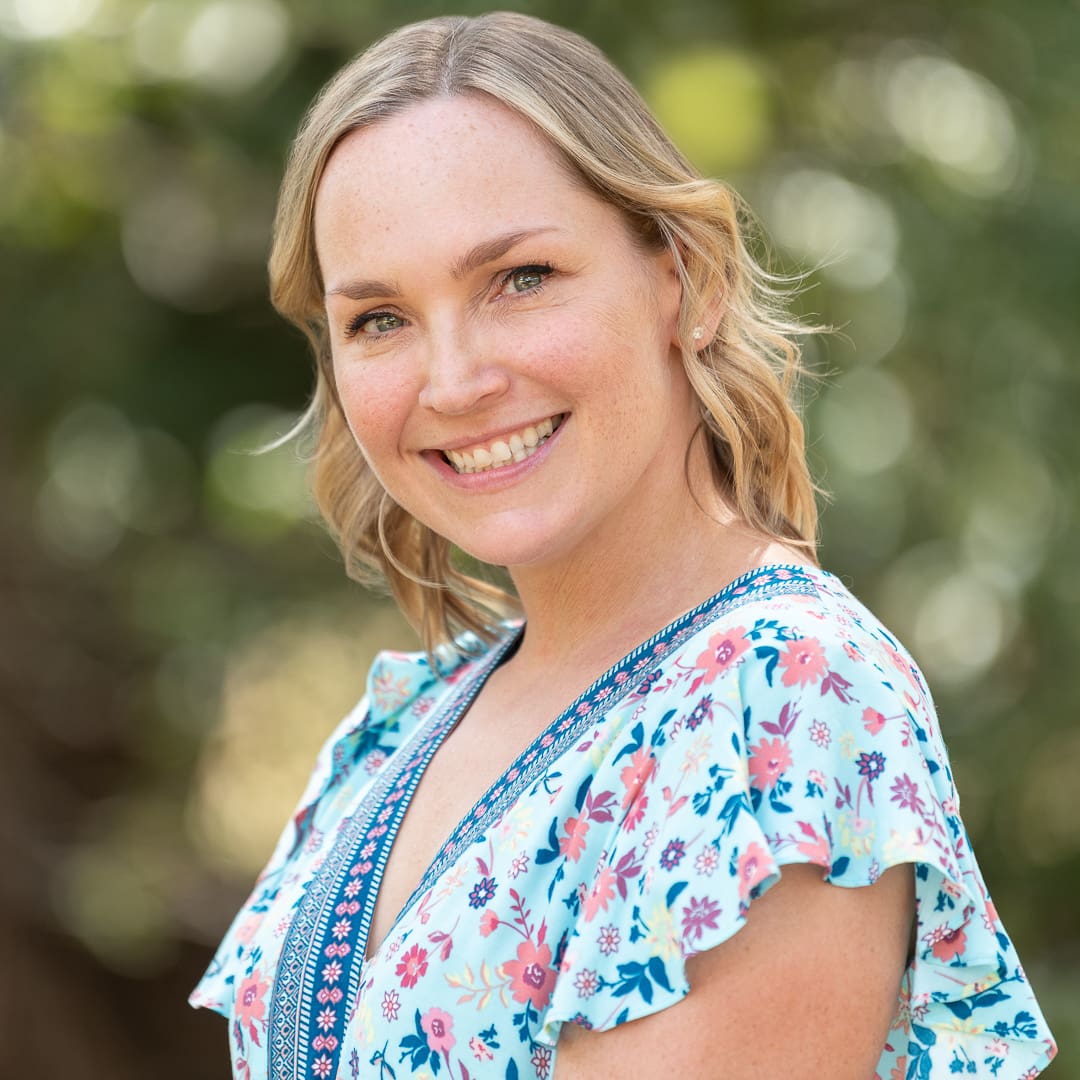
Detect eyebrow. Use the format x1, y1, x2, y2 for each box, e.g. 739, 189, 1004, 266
324, 226, 560, 301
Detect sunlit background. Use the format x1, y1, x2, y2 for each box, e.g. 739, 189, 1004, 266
1, 0, 1076, 1075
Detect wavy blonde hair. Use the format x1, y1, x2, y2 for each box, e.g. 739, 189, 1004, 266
270, 12, 819, 655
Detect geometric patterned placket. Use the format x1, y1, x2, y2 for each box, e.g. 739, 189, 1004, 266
266, 636, 516, 1080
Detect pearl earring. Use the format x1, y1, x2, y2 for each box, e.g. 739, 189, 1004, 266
691, 326, 705, 342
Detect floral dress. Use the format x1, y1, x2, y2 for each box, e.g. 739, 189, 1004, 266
191, 565, 1057, 1079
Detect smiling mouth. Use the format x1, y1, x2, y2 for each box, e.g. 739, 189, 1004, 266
442, 414, 565, 474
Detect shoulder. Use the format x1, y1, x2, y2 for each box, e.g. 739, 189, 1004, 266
271, 629, 518, 876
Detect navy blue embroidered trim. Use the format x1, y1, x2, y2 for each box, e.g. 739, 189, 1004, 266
394, 565, 826, 935
267, 631, 519, 1080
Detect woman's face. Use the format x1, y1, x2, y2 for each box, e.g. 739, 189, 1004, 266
314, 93, 701, 571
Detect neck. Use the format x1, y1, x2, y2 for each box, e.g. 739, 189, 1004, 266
503, 449, 799, 681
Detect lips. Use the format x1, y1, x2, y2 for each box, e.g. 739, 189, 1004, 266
441, 414, 565, 474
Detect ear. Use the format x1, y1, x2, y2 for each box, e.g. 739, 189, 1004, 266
685, 293, 725, 353
664, 238, 724, 353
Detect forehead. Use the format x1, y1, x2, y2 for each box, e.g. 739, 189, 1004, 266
313, 94, 613, 272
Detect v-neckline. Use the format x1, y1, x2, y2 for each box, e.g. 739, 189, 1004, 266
360, 562, 829, 965
359, 625, 524, 963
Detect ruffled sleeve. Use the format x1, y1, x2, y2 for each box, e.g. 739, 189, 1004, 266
189, 647, 444, 1018
542, 597, 1056, 1077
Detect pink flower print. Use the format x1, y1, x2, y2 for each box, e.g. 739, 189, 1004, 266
778, 637, 828, 688
693, 627, 750, 685
509, 852, 530, 878
748, 737, 793, 790
582, 866, 617, 922
477, 909, 500, 937
862, 707, 887, 735
619, 747, 656, 809
321, 960, 343, 984
315, 1006, 336, 1032
558, 814, 590, 862
469, 1035, 494, 1061
311, 1053, 334, 1078
531, 1045, 553, 1079
889, 773, 926, 815
394, 944, 429, 988
420, 1007, 456, 1055
235, 968, 269, 1033
736, 841, 773, 901
694, 843, 720, 876
681, 896, 722, 942
794, 823, 830, 866
809, 719, 831, 748
597, 924, 621, 955
504, 939, 557, 1010
926, 923, 967, 962
235, 914, 262, 946
381, 989, 400, 1021
574, 968, 600, 998
623, 789, 649, 832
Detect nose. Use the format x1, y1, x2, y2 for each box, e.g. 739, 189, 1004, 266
417, 323, 510, 415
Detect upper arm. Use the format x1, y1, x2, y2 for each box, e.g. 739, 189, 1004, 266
554, 862, 913, 1080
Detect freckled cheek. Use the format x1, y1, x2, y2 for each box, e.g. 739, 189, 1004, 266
507, 316, 598, 384
334, 364, 418, 459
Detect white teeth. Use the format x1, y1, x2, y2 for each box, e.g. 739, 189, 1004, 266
443, 415, 562, 475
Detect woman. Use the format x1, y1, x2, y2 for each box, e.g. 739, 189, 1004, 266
191, 13, 1056, 1079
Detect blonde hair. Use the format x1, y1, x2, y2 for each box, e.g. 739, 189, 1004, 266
270, 12, 819, 655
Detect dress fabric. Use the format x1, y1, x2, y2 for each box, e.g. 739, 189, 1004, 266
191, 565, 1057, 1079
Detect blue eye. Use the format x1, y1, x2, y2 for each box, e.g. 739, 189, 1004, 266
501, 264, 553, 295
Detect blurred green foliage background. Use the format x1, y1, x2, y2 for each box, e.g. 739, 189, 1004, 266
0, 0, 1076, 1075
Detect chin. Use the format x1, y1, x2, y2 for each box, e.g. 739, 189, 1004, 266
441, 519, 579, 574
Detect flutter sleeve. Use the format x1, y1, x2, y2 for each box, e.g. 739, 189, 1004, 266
541, 599, 1056, 1077
188, 647, 440, 1018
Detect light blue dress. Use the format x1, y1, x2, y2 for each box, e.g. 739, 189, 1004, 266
192, 565, 1057, 1079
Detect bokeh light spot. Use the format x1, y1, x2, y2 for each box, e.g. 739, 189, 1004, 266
882, 47, 1021, 196
766, 167, 899, 289
648, 48, 770, 172
182, 0, 289, 94
0, 0, 99, 39
205, 405, 312, 541
820, 366, 914, 475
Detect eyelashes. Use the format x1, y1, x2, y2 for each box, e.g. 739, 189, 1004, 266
341, 262, 555, 341
344, 310, 403, 339
498, 263, 553, 297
